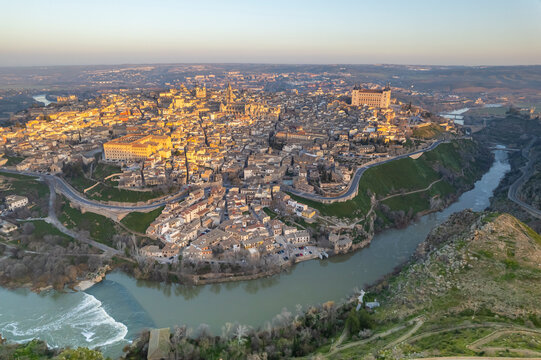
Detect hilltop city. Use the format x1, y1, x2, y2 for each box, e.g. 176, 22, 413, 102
0, 79, 460, 280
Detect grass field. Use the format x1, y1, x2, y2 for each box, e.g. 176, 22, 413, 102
85, 183, 165, 203
263, 207, 278, 219
67, 174, 96, 192
3, 155, 25, 166
63, 164, 164, 203
58, 197, 117, 246
92, 163, 121, 181
408, 327, 493, 356
485, 332, 541, 352
0, 172, 49, 197
28, 220, 74, 247
412, 123, 444, 139
121, 206, 164, 233
0, 171, 49, 216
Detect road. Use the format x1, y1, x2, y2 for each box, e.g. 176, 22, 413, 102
15, 181, 121, 255
44, 181, 122, 254
507, 136, 541, 218
288, 140, 444, 202
0, 169, 187, 212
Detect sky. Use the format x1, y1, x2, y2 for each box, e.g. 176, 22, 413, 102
1, 0, 540, 67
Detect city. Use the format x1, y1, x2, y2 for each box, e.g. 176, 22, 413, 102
1, 1, 541, 359
1, 80, 461, 283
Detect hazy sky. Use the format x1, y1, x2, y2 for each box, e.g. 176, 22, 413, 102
1, 0, 540, 66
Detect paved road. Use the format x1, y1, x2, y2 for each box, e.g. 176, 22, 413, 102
289, 140, 444, 202
43, 181, 122, 254
0, 169, 187, 212
507, 136, 541, 219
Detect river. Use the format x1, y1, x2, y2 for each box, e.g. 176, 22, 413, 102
441, 104, 502, 125
0, 150, 510, 358
32, 94, 53, 106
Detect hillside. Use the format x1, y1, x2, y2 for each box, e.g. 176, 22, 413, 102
290, 139, 492, 236
323, 210, 541, 359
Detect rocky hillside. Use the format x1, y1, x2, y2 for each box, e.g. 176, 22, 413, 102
328, 210, 541, 359
381, 210, 541, 321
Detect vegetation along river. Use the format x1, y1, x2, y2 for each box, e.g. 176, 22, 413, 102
0, 149, 510, 358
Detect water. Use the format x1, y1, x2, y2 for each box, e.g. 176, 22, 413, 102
0, 150, 510, 358
441, 104, 503, 125
0, 290, 129, 354
32, 94, 52, 106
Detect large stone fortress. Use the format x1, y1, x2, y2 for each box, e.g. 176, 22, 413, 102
103, 134, 172, 161
351, 84, 391, 108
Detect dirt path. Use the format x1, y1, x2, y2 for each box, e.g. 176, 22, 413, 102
324, 319, 541, 359
383, 316, 425, 349
467, 328, 541, 357
324, 317, 423, 358
379, 178, 443, 202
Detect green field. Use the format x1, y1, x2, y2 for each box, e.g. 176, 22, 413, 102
0, 172, 48, 197
63, 163, 164, 203
91, 163, 121, 181
27, 220, 74, 247
0, 171, 49, 216
412, 123, 444, 139
3, 155, 25, 166
121, 206, 164, 233
263, 207, 278, 219
290, 140, 486, 219
58, 197, 117, 246
85, 183, 165, 203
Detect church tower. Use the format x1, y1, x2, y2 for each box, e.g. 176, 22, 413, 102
226, 83, 235, 104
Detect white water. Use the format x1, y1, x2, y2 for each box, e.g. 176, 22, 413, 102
0, 290, 128, 352
32, 94, 52, 106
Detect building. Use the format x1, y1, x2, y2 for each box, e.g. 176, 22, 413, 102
4, 195, 28, 211
140, 245, 163, 257
351, 85, 391, 108
147, 328, 171, 360
0, 220, 17, 234
103, 134, 172, 161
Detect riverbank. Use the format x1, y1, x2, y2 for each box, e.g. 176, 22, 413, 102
0, 148, 510, 358
121, 208, 541, 359
7, 207, 541, 360
0, 139, 493, 292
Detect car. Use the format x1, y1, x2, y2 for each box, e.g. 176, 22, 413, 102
299, 253, 303, 256
299, 246, 305, 250
283, 256, 288, 260
169, 257, 174, 260
295, 253, 300, 257
309, 251, 312, 254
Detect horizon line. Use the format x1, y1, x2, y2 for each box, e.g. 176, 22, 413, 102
1, 61, 541, 69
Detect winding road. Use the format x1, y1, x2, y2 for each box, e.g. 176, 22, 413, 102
507, 136, 541, 219
0, 169, 186, 213
289, 140, 444, 202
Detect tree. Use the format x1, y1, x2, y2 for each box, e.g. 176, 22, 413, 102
345, 309, 361, 334
22, 222, 35, 235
